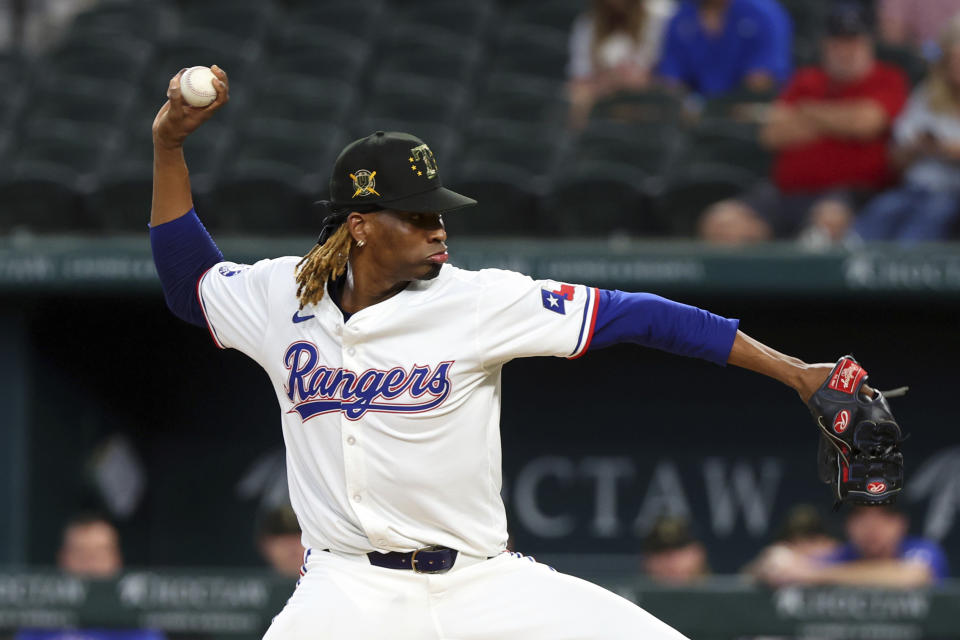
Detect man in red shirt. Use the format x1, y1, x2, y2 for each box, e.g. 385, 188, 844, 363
699, 6, 909, 244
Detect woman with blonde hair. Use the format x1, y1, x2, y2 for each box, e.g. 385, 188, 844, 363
853, 15, 960, 242
566, 0, 676, 128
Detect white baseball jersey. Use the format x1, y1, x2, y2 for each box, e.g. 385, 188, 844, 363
197, 259, 600, 557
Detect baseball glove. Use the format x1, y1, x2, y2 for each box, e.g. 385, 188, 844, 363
807, 356, 905, 507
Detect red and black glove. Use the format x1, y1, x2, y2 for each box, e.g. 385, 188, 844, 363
807, 356, 904, 506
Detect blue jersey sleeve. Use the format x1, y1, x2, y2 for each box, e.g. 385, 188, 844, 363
149, 209, 224, 327
655, 10, 687, 83
588, 289, 739, 365
901, 538, 950, 582
744, 0, 792, 83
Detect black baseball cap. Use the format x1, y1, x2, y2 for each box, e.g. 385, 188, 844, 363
826, 5, 871, 37
642, 516, 697, 553
328, 131, 476, 213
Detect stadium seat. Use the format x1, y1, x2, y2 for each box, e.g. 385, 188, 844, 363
180, 2, 276, 41
472, 74, 566, 127
655, 163, 759, 236
86, 168, 153, 233
701, 87, 778, 123
228, 118, 348, 178
207, 160, 313, 235
458, 138, 557, 178
574, 120, 685, 178
0, 167, 89, 233
363, 76, 466, 126
390, 1, 492, 38
590, 89, 686, 125
684, 121, 771, 177
264, 27, 369, 84
67, 0, 177, 42
489, 25, 569, 80
876, 43, 929, 86
286, 2, 386, 40
45, 37, 151, 85
544, 162, 652, 237
24, 79, 136, 129
777, 0, 828, 42
375, 28, 480, 82
506, 0, 585, 32
241, 76, 357, 126
445, 163, 542, 236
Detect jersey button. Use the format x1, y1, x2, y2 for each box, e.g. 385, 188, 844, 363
347, 347, 356, 356
346, 436, 356, 445
353, 494, 362, 502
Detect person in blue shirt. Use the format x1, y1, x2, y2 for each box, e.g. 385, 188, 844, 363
657, 0, 792, 96
753, 505, 948, 587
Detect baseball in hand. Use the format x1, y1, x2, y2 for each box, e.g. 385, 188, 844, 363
180, 66, 218, 107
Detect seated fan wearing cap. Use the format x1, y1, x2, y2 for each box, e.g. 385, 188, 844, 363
147, 65, 905, 639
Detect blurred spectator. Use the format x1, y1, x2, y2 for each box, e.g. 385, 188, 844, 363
257, 505, 305, 578
753, 505, 948, 587
852, 15, 960, 243
743, 504, 839, 578
699, 5, 908, 244
57, 512, 122, 578
656, 0, 792, 97
641, 515, 709, 584
878, 0, 960, 55
567, 0, 677, 128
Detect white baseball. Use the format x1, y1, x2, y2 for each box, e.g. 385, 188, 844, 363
180, 66, 218, 107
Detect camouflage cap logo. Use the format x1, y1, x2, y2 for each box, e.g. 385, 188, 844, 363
350, 169, 380, 198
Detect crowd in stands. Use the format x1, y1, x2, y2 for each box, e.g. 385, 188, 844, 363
2, 0, 960, 243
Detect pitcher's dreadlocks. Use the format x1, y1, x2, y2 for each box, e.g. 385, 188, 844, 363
295, 204, 378, 309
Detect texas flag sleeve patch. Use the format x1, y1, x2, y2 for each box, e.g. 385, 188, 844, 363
541, 288, 566, 314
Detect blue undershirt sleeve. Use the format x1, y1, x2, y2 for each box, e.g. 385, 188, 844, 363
149, 209, 224, 327
588, 289, 739, 366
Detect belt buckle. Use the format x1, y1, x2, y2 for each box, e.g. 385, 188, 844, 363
410, 545, 443, 574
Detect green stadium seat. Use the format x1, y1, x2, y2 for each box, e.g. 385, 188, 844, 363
445, 163, 541, 236
574, 120, 685, 177
655, 163, 758, 236
876, 43, 929, 86
363, 76, 466, 125
46, 38, 151, 85
590, 89, 686, 125
207, 160, 313, 235
545, 162, 652, 237
684, 121, 771, 177
376, 29, 480, 82
392, 2, 492, 38
24, 79, 136, 129
701, 87, 778, 123
457, 136, 557, 177
472, 75, 566, 127
264, 28, 369, 84
241, 76, 357, 126
67, 1, 177, 42
286, 3, 385, 40
490, 26, 569, 80
0, 167, 89, 233
180, 2, 277, 41
506, 0, 584, 31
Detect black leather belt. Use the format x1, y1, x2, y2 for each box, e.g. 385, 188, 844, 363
367, 546, 458, 573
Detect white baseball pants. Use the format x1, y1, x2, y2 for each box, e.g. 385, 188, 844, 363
262, 549, 689, 640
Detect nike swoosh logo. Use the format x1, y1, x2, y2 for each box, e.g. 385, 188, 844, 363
292, 310, 315, 324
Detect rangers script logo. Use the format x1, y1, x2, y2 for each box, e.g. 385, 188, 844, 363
283, 342, 453, 421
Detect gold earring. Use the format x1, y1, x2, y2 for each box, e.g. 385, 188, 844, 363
357, 239, 365, 248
